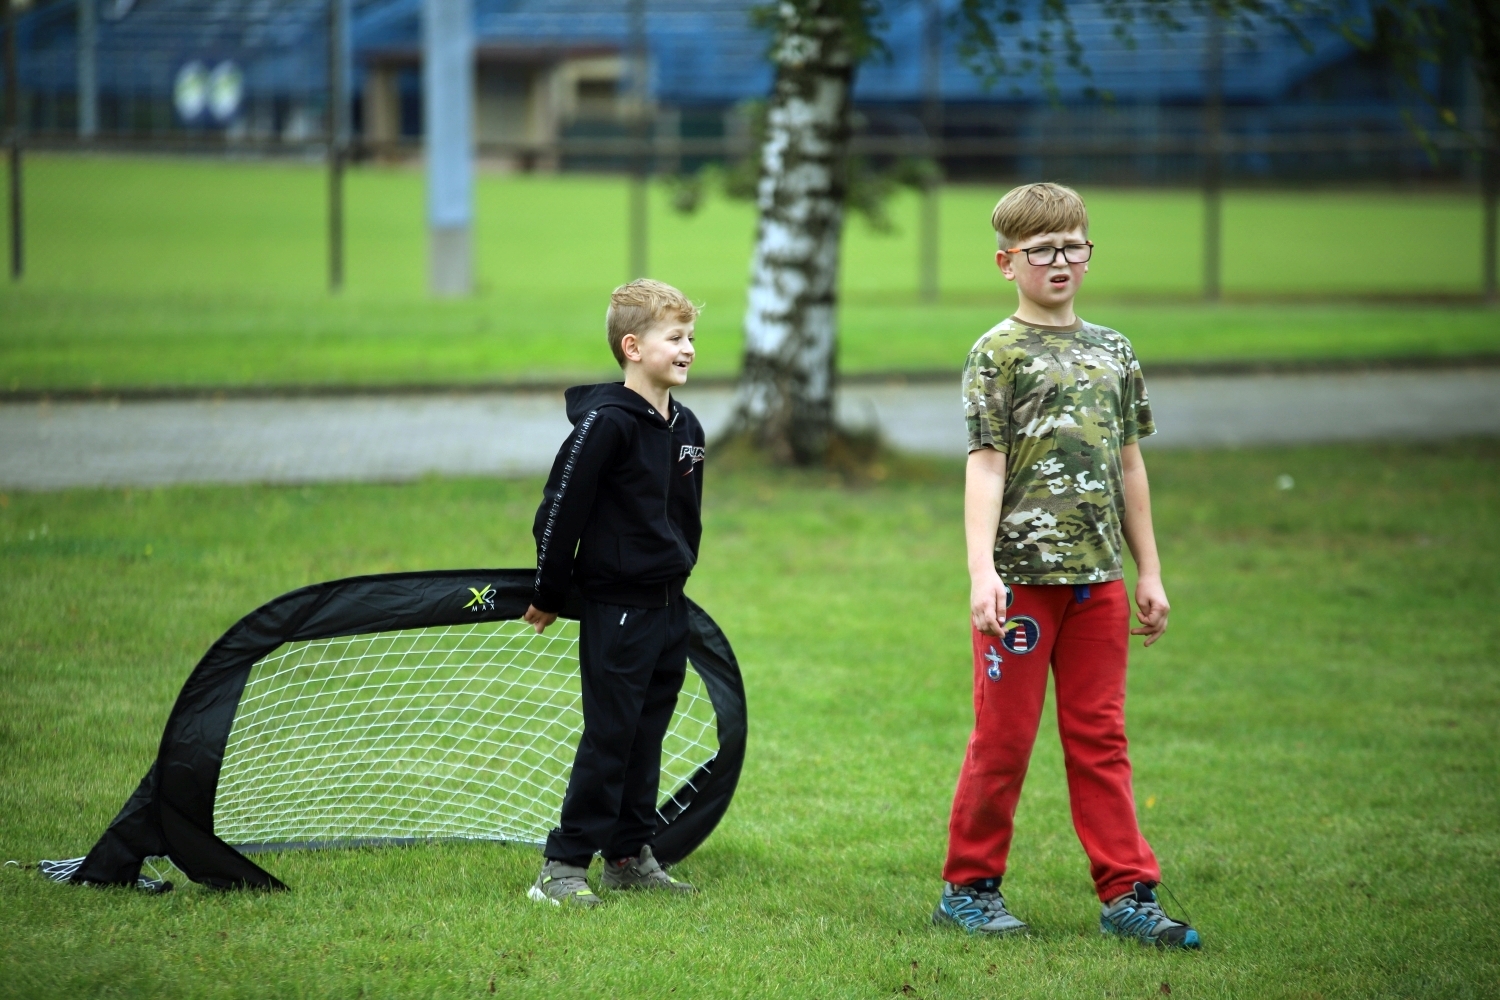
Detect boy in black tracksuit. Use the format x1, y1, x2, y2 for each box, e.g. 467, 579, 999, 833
523, 279, 706, 907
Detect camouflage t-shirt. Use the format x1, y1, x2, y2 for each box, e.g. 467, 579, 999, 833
963, 316, 1156, 585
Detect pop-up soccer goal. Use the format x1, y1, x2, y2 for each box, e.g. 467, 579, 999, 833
51, 569, 746, 891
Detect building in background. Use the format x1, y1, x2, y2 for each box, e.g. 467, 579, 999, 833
6, 0, 1480, 185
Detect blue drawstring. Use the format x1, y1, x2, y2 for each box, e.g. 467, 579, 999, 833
1073, 584, 1091, 604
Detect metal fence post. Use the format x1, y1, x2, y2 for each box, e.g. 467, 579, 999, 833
78, 0, 97, 139
1202, 9, 1224, 303
919, 0, 941, 303
328, 0, 349, 292
1484, 137, 1497, 305
4, 0, 20, 282
627, 0, 648, 282
423, 0, 474, 297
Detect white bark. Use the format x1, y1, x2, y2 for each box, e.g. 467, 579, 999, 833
731, 0, 855, 464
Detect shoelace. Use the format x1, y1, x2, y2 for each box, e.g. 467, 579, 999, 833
955, 887, 1011, 922
1124, 897, 1171, 934
1155, 880, 1194, 928
980, 892, 1012, 919
1110, 893, 1185, 939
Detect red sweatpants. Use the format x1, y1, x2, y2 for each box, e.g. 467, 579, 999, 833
942, 579, 1160, 902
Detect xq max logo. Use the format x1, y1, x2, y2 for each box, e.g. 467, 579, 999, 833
463, 584, 496, 612
679, 445, 705, 463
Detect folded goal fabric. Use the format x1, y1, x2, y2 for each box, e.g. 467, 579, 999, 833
59, 568, 746, 891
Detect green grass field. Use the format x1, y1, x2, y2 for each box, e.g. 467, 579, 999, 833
3, 442, 1497, 998
1, 155, 1495, 393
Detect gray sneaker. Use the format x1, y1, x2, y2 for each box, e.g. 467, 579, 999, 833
932, 878, 1029, 935
600, 845, 696, 893
527, 859, 601, 908
1100, 882, 1201, 949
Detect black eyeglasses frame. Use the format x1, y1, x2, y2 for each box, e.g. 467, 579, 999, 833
1003, 241, 1094, 266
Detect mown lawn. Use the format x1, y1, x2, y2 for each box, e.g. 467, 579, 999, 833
2, 442, 1497, 998
0, 155, 1494, 393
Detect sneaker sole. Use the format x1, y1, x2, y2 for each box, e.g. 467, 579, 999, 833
932, 907, 1029, 936
527, 885, 601, 908
1100, 925, 1201, 949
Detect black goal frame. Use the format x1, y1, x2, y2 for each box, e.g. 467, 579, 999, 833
66, 569, 747, 891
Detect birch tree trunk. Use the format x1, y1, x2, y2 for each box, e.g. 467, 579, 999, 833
729, 0, 856, 465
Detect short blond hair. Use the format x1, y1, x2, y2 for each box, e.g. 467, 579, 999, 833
606, 279, 699, 368
991, 182, 1089, 248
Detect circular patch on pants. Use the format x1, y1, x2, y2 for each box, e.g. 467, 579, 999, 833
1001, 616, 1040, 654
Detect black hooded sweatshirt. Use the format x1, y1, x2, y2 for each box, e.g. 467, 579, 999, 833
531, 382, 706, 614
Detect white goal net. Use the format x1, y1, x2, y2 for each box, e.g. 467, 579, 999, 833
214, 619, 719, 851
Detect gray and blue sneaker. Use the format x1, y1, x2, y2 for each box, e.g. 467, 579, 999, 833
932, 877, 1028, 935
1100, 882, 1200, 949
527, 858, 601, 908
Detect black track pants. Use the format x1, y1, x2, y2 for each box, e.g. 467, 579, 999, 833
544, 597, 689, 867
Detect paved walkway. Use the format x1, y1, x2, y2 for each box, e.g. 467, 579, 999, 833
2, 369, 1498, 489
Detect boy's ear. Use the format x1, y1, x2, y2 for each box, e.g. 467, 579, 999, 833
620, 332, 642, 364
996, 250, 1017, 283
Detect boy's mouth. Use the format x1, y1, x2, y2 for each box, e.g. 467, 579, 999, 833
1049, 274, 1070, 285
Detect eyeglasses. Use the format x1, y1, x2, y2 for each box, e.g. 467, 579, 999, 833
1004, 241, 1094, 266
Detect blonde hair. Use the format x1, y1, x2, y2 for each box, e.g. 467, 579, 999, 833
991, 182, 1089, 248
606, 279, 700, 368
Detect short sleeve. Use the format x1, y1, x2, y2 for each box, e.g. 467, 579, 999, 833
963, 343, 1014, 454
1120, 346, 1156, 445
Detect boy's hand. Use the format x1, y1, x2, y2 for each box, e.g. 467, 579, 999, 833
971, 571, 1010, 636
1130, 576, 1170, 647
523, 604, 558, 634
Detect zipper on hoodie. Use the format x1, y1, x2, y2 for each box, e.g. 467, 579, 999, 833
661, 412, 689, 557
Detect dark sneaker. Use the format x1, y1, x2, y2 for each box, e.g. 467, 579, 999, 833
1100, 882, 1201, 949
600, 845, 696, 893
527, 859, 601, 908
932, 878, 1028, 935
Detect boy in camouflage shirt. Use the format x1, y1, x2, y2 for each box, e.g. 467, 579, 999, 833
931, 183, 1200, 949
